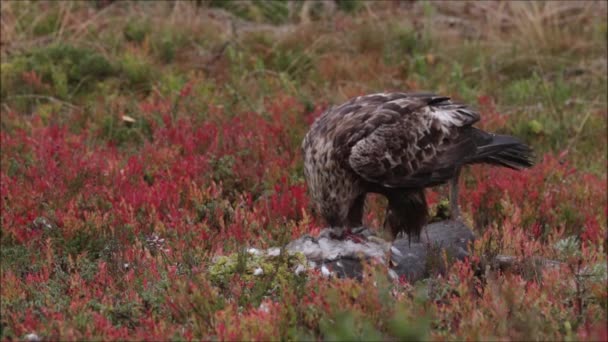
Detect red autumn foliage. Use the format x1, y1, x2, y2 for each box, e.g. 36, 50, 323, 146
1, 90, 606, 340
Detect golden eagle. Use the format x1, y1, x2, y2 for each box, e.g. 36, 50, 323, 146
302, 92, 534, 242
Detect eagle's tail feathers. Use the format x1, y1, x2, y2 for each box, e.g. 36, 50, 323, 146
470, 133, 535, 169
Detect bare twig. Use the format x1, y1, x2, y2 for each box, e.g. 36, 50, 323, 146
564, 109, 594, 153
71, 2, 115, 41
2, 94, 81, 111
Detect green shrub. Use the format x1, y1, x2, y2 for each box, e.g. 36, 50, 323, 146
98, 112, 152, 148
123, 19, 150, 44
32, 10, 61, 37
267, 47, 314, 81
151, 29, 188, 64
119, 52, 154, 92
335, 0, 363, 13
208, 0, 290, 24
320, 310, 384, 341
1, 44, 114, 101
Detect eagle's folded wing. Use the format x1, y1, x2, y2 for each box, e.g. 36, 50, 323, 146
347, 96, 481, 188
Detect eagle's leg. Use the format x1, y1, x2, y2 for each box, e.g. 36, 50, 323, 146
383, 189, 428, 244
346, 193, 366, 228
330, 194, 366, 243
449, 167, 462, 220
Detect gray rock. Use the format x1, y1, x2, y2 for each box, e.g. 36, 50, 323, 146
285, 220, 476, 282
390, 220, 475, 281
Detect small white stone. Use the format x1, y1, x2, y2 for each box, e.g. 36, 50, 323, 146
123, 263, 130, 269
258, 302, 270, 313
253, 267, 264, 276
267, 247, 281, 257
321, 265, 331, 277
388, 269, 398, 280
247, 248, 261, 255
294, 264, 306, 275
25, 333, 40, 342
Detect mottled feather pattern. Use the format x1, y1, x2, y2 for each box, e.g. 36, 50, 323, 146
343, 93, 479, 187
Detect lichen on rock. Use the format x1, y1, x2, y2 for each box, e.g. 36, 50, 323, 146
208, 248, 308, 288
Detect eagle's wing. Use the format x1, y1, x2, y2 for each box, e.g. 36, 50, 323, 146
344, 93, 480, 188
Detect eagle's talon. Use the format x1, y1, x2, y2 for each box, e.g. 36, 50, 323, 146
330, 228, 366, 244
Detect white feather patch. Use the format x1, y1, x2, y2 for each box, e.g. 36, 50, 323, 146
427, 106, 461, 127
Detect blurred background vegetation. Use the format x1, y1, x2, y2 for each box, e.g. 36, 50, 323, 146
1, 0, 606, 173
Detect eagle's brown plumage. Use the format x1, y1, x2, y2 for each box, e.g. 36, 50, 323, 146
302, 92, 534, 242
